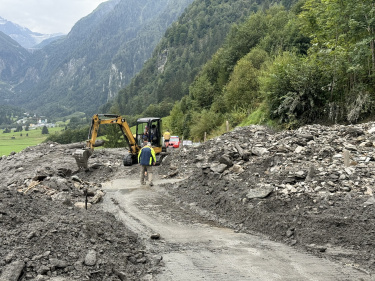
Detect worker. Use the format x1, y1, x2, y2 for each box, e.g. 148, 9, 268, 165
163, 129, 171, 147
138, 141, 156, 186
151, 124, 158, 145
143, 126, 149, 141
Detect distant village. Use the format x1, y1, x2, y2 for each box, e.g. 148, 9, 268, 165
16, 114, 56, 129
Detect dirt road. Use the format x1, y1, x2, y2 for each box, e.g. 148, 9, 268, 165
101, 176, 372, 281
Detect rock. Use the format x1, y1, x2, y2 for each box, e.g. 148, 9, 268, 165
33, 275, 49, 281
294, 146, 304, 153
363, 197, 375, 207
74, 202, 92, 209
219, 155, 233, 167
306, 244, 327, 252
194, 155, 204, 162
151, 233, 161, 240
0, 260, 24, 281
90, 190, 104, 204
295, 171, 306, 179
210, 163, 228, 173
84, 249, 97, 266
365, 187, 373, 196
251, 147, 269, 156
343, 143, 357, 151
49, 258, 68, 269
37, 265, 50, 275
71, 175, 82, 183
246, 185, 273, 199
230, 164, 244, 174
286, 228, 294, 238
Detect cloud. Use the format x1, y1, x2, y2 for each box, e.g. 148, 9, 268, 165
0, 0, 108, 34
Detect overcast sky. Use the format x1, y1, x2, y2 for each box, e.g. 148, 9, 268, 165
0, 0, 108, 34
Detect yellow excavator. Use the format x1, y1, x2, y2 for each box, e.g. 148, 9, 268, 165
73, 114, 165, 169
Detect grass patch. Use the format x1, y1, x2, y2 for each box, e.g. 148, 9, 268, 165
0, 126, 64, 156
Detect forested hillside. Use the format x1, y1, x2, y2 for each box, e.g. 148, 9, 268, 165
103, 0, 270, 118
172, 0, 375, 140
111, 0, 374, 141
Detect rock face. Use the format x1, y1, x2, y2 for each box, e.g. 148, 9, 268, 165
159, 122, 375, 274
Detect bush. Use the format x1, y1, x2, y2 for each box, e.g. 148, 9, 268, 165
262, 52, 328, 127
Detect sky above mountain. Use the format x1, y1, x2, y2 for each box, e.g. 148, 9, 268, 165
0, 0, 108, 34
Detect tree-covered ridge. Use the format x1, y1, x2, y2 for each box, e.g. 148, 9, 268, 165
105, 0, 274, 119
165, 0, 375, 140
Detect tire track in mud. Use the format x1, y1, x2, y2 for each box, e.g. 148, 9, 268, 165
101, 177, 373, 281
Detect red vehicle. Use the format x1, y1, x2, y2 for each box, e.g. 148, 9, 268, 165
168, 136, 180, 148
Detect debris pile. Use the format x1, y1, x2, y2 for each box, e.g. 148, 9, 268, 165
159, 123, 375, 274
0, 143, 158, 281
1, 121, 375, 279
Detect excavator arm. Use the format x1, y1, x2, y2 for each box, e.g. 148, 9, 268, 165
73, 114, 139, 169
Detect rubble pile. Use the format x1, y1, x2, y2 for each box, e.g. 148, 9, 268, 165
0, 143, 158, 281
1, 121, 375, 279
159, 122, 375, 274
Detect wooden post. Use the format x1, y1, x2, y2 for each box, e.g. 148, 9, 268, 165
204, 132, 207, 142
226, 120, 229, 132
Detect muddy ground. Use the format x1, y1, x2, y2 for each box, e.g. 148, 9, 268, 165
1, 122, 375, 280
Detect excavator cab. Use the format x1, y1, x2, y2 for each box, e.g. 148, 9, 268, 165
128, 117, 165, 165
136, 118, 162, 147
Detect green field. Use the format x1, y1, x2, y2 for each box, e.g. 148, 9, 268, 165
0, 126, 64, 156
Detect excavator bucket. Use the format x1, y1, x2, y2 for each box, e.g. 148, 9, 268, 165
73, 149, 93, 169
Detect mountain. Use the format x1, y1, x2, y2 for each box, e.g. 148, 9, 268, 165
2, 0, 194, 117
0, 17, 63, 49
0, 31, 31, 102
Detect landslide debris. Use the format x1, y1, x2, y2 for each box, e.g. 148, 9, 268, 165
158, 123, 375, 276
1, 121, 375, 280
0, 144, 159, 281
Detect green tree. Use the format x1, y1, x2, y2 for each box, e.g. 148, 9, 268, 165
42, 126, 49, 134
262, 52, 328, 127
299, 0, 375, 122
223, 48, 268, 113
169, 101, 185, 137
